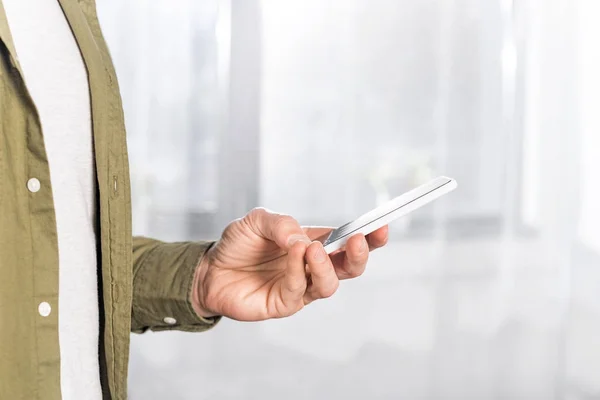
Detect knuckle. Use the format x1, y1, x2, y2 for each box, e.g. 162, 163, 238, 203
274, 214, 296, 230
319, 280, 339, 298
288, 279, 307, 294
347, 266, 365, 278
343, 252, 368, 277
356, 249, 369, 263
249, 207, 268, 219
377, 234, 389, 247
347, 254, 367, 271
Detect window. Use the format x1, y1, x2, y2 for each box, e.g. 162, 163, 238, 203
98, 0, 236, 241
259, 0, 516, 238
578, 0, 600, 252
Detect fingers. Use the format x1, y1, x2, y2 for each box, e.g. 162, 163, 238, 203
281, 226, 388, 308
366, 225, 389, 250
330, 233, 369, 280
248, 208, 310, 250
281, 228, 385, 311
327, 226, 389, 280
280, 241, 309, 311
303, 242, 340, 305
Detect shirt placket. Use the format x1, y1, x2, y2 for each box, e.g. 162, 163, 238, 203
2, 2, 75, 398
25, 110, 62, 400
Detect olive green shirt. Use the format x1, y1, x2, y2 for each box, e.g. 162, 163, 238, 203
0, 1, 220, 399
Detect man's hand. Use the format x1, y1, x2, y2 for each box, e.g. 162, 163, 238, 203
191, 208, 389, 321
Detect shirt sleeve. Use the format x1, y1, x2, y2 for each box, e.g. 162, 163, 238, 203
130, 236, 221, 333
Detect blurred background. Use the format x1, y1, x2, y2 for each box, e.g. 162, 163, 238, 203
96, 0, 599, 398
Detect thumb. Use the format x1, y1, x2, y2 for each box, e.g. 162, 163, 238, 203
247, 208, 311, 250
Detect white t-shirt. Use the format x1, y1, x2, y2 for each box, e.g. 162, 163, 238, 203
3, 1, 102, 399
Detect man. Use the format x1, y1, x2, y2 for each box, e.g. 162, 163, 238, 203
0, 0, 389, 399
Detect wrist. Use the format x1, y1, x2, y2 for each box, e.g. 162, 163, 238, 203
191, 248, 218, 319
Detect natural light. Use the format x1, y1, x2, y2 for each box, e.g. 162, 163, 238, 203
578, 0, 600, 252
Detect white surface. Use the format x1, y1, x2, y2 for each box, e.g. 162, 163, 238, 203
3, 1, 102, 399
578, 0, 600, 253
96, 0, 600, 399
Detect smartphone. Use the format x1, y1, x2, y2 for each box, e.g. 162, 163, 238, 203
320, 176, 457, 254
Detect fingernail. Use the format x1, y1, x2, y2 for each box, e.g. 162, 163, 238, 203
314, 246, 327, 262
359, 238, 368, 253
288, 234, 311, 248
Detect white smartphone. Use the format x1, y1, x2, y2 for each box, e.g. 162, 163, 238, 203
320, 176, 457, 254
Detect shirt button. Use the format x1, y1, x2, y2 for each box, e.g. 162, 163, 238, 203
27, 178, 41, 193
38, 302, 52, 317
163, 317, 177, 325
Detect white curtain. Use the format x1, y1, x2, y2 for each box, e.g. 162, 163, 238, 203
96, 0, 599, 398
